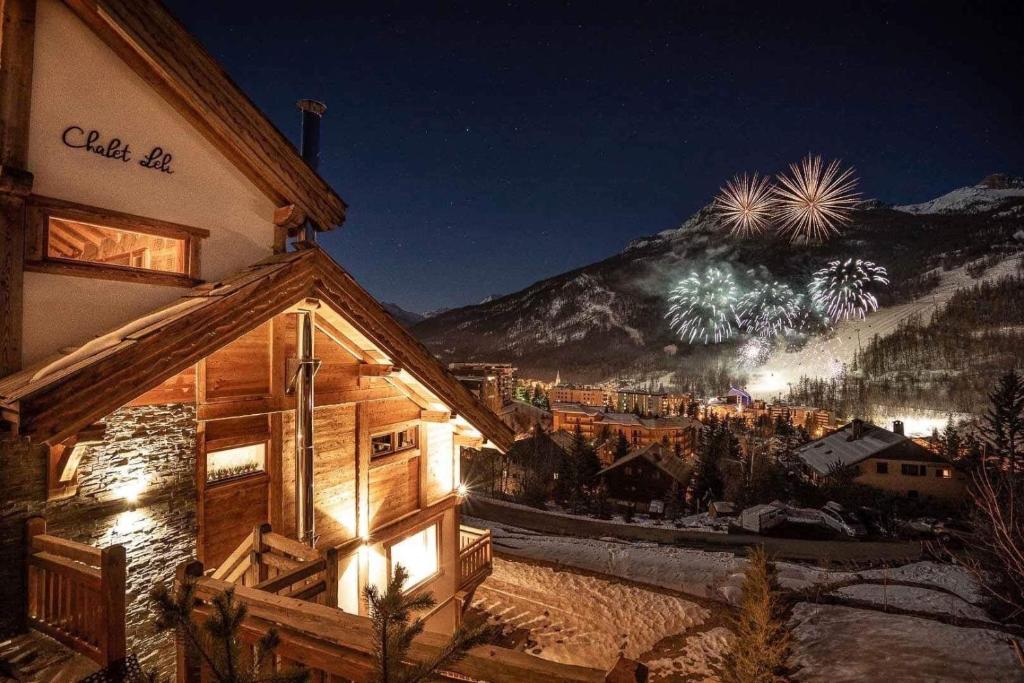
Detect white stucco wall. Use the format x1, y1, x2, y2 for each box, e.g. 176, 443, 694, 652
22, 0, 280, 364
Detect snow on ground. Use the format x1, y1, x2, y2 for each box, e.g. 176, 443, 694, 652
471, 516, 748, 603
895, 184, 1024, 215
830, 584, 990, 622
644, 627, 731, 682
542, 501, 728, 534
748, 254, 1024, 412
856, 560, 983, 605
788, 603, 1022, 682
471, 515, 865, 604
473, 557, 714, 670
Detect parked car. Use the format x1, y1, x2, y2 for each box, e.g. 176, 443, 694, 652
821, 501, 867, 538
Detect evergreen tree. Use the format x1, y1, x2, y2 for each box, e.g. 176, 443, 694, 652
613, 432, 631, 461
982, 370, 1024, 477
366, 565, 491, 683
692, 424, 726, 508
151, 582, 308, 683
939, 416, 963, 461
722, 547, 791, 683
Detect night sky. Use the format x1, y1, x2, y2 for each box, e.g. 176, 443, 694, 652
164, 0, 1022, 314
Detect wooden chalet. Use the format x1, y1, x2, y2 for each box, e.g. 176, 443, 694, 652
595, 443, 690, 514
0, 1, 643, 680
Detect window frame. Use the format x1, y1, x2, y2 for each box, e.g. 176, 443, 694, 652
370, 425, 418, 460
25, 194, 208, 287
875, 461, 889, 474
205, 439, 269, 487
385, 520, 441, 592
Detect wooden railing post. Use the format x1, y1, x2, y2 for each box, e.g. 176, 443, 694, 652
324, 547, 339, 608
250, 523, 271, 586
99, 543, 126, 665
23, 516, 46, 631
175, 560, 205, 683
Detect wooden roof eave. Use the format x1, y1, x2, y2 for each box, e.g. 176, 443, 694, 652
14, 252, 319, 445
63, 0, 347, 230
309, 250, 515, 453
4, 248, 515, 452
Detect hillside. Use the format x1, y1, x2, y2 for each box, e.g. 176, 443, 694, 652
411, 176, 1024, 387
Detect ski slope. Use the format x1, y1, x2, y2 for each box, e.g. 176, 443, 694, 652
748, 254, 1023, 403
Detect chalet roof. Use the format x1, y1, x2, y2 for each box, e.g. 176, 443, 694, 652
64, 0, 346, 230
0, 247, 513, 451
639, 415, 699, 430
596, 443, 690, 484
795, 421, 946, 475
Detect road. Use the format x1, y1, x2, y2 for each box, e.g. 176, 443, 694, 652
464, 496, 922, 564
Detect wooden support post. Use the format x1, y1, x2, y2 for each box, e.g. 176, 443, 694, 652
324, 547, 339, 608
99, 543, 126, 665
23, 516, 45, 631
250, 523, 271, 586
175, 560, 205, 683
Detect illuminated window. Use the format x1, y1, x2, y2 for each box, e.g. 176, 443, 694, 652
388, 524, 438, 590
25, 196, 206, 284
936, 468, 952, 479
47, 217, 187, 274
207, 443, 266, 483
371, 427, 418, 459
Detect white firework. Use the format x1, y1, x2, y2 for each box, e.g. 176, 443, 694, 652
737, 337, 772, 368
774, 154, 860, 243
737, 281, 800, 338
666, 268, 740, 344
713, 172, 775, 236
809, 259, 890, 322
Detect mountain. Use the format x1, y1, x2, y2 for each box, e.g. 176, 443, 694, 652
381, 302, 425, 327
411, 175, 1024, 384
895, 174, 1024, 215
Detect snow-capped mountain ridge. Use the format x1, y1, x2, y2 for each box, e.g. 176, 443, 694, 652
411, 175, 1024, 379
895, 174, 1024, 215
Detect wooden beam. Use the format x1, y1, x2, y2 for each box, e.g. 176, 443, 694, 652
273, 204, 306, 230
420, 409, 450, 423
0, 0, 37, 169
357, 363, 394, 378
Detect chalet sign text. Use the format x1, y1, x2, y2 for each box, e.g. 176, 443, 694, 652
61, 125, 175, 175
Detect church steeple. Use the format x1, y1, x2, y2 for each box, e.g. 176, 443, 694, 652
554, 370, 562, 386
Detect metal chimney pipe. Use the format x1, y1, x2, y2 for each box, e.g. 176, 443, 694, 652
294, 305, 320, 547
296, 99, 326, 244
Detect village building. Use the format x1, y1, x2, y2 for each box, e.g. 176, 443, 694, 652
794, 420, 966, 501
448, 362, 517, 407
549, 383, 610, 408
0, 2, 642, 680
594, 443, 690, 514
551, 403, 699, 463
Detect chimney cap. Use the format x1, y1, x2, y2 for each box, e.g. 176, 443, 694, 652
297, 99, 327, 116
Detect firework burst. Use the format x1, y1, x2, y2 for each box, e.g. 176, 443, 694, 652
737, 281, 800, 338
666, 268, 739, 344
713, 172, 775, 236
774, 155, 860, 243
809, 259, 889, 322
737, 337, 772, 368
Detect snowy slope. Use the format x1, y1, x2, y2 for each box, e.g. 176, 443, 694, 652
895, 174, 1024, 215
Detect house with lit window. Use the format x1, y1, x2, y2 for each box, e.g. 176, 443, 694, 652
0, 2, 644, 681
794, 419, 966, 501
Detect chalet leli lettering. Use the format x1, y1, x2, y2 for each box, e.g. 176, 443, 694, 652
61, 125, 175, 174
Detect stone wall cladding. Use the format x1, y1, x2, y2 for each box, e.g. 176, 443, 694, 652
0, 403, 197, 677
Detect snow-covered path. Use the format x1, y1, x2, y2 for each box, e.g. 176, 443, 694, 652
473, 557, 717, 670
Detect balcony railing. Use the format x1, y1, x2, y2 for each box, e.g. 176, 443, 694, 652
24, 517, 126, 667
458, 524, 492, 592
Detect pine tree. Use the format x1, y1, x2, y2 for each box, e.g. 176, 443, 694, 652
692, 424, 725, 508
939, 416, 962, 461
983, 370, 1024, 477
613, 432, 631, 461
722, 547, 791, 683
151, 582, 308, 683
366, 566, 491, 683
